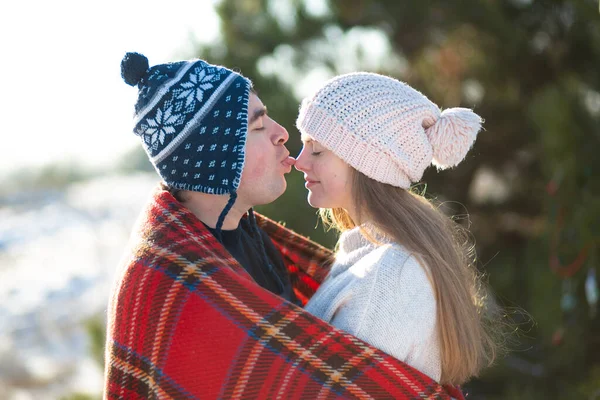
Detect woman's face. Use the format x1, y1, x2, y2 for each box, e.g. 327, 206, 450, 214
294, 134, 354, 211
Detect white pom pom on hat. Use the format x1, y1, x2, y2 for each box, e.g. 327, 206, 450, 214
296, 72, 483, 189
424, 107, 482, 170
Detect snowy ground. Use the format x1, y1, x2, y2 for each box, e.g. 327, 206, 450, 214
0, 173, 158, 399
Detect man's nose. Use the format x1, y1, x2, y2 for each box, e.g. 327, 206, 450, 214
274, 121, 289, 145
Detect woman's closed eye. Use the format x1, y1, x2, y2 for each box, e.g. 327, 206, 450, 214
312, 143, 323, 156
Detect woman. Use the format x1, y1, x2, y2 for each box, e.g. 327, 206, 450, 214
295, 72, 501, 386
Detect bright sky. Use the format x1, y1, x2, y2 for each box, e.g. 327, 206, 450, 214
1, 0, 402, 178
1, 0, 220, 174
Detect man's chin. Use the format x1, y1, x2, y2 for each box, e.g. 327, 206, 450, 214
273, 181, 287, 201
252, 182, 287, 207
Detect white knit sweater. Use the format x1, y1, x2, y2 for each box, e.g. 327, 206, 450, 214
305, 226, 441, 382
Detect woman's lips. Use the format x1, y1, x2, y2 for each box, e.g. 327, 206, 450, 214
305, 179, 319, 188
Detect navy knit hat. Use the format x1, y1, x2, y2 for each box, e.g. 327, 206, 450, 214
121, 52, 252, 234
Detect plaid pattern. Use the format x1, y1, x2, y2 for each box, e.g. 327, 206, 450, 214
254, 213, 332, 306
104, 188, 464, 399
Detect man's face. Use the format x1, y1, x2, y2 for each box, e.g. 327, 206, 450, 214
236, 93, 294, 207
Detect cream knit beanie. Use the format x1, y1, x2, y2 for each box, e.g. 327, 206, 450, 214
296, 72, 483, 189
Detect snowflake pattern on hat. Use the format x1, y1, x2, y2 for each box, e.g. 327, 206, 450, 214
141, 104, 183, 150
177, 68, 215, 108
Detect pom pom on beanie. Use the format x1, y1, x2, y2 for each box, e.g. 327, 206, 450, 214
425, 107, 482, 170
121, 52, 149, 86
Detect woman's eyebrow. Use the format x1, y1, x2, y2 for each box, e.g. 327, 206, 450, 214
301, 133, 313, 143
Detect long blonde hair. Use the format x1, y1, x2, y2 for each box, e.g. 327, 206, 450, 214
320, 168, 502, 386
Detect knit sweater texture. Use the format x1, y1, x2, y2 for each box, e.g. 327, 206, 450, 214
305, 225, 442, 382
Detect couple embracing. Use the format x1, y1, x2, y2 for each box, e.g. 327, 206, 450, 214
104, 53, 501, 399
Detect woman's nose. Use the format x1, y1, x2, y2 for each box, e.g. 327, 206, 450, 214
294, 149, 309, 172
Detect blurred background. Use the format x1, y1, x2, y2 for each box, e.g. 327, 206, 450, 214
1, 0, 599, 399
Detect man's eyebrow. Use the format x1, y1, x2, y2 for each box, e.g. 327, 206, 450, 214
248, 106, 267, 125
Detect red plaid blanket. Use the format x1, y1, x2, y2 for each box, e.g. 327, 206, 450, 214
104, 188, 464, 399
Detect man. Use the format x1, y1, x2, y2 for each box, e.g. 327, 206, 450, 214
104, 52, 464, 399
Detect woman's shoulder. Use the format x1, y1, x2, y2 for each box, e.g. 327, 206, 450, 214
355, 244, 435, 295
358, 242, 414, 269
342, 225, 417, 266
